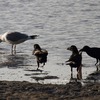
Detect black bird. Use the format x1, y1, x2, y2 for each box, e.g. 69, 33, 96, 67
79, 45, 100, 70
66, 45, 82, 73
33, 44, 48, 70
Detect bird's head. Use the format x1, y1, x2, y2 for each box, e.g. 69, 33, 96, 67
79, 46, 89, 53
67, 45, 78, 53
34, 44, 41, 50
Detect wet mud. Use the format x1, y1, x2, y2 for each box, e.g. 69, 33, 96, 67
0, 80, 100, 100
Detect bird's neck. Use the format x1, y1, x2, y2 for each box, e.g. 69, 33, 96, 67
72, 50, 79, 54
85, 50, 91, 55
36, 46, 41, 51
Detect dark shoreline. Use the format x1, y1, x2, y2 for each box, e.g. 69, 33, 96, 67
0, 80, 100, 100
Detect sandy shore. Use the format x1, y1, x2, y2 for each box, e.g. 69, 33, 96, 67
0, 81, 100, 100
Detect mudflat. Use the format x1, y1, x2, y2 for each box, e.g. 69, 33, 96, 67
0, 80, 100, 100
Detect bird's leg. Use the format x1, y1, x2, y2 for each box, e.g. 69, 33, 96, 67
77, 66, 80, 72
41, 63, 45, 67
37, 61, 40, 70
71, 67, 73, 75
77, 65, 82, 80
71, 71, 73, 79
14, 45, 16, 54
11, 44, 14, 55
96, 66, 99, 71
98, 60, 100, 67
95, 59, 98, 66
98, 60, 100, 70
95, 59, 99, 71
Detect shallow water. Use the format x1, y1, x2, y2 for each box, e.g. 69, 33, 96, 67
0, 0, 100, 84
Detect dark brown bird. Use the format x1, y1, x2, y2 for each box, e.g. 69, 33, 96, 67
79, 45, 100, 71
66, 45, 82, 73
33, 44, 48, 70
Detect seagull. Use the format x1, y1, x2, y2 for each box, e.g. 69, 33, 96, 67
0, 31, 38, 54
33, 44, 48, 70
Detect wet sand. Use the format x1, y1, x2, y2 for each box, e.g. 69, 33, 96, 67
0, 71, 100, 100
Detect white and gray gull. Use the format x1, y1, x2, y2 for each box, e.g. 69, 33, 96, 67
0, 31, 38, 54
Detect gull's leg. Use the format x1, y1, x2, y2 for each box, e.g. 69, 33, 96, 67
14, 45, 16, 54
11, 44, 13, 55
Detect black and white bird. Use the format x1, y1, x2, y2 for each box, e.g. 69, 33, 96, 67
79, 45, 100, 71
33, 44, 48, 70
66, 45, 82, 73
0, 31, 38, 54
